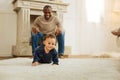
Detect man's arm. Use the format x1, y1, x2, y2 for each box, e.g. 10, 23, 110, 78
32, 16, 40, 34
55, 17, 63, 36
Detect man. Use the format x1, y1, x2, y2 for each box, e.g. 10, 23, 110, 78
31, 5, 65, 58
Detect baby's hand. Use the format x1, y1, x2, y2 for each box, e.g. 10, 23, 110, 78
52, 64, 59, 65
32, 62, 39, 66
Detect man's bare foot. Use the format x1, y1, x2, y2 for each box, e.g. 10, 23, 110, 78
32, 62, 39, 66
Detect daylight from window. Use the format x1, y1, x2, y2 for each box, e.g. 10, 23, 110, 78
85, 0, 104, 23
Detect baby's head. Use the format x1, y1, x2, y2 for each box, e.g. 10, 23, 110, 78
43, 34, 57, 51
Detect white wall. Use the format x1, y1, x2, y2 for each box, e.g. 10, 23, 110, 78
63, 0, 120, 55
0, 0, 120, 57
0, 0, 17, 56
103, 0, 120, 53
63, 0, 76, 53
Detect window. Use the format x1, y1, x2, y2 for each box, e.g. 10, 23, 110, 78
85, 0, 104, 23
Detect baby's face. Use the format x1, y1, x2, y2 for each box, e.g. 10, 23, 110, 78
43, 38, 56, 51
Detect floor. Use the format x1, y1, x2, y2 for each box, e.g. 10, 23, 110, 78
0, 57, 120, 80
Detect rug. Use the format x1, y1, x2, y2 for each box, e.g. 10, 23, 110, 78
0, 58, 120, 80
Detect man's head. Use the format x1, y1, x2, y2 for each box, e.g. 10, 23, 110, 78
43, 5, 52, 20
43, 34, 56, 51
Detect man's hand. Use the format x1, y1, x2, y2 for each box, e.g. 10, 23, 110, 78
32, 27, 39, 34
55, 27, 62, 36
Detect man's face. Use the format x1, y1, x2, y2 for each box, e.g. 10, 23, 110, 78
43, 8, 52, 20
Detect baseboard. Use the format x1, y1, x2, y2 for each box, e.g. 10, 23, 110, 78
64, 54, 120, 58
63, 54, 93, 58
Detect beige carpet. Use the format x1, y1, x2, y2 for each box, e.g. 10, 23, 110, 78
0, 58, 120, 80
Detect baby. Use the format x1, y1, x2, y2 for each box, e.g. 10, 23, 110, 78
32, 34, 59, 66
